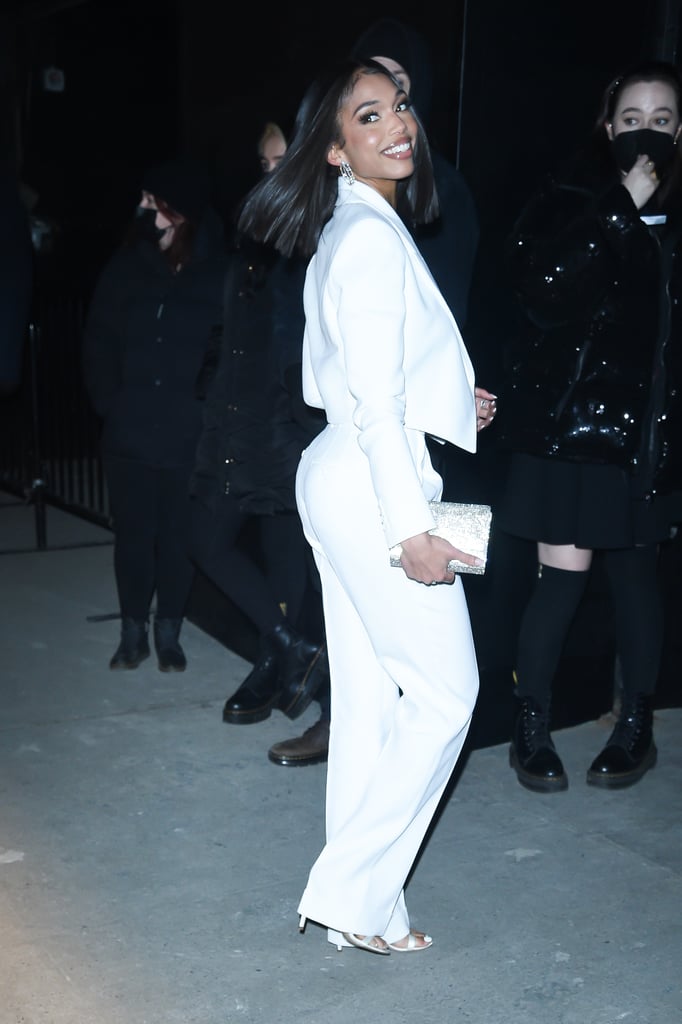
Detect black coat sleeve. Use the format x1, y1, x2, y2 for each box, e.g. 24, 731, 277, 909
81, 251, 129, 418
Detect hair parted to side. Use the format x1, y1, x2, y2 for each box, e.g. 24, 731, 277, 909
597, 59, 682, 129
155, 196, 197, 268
237, 58, 439, 259
593, 59, 682, 206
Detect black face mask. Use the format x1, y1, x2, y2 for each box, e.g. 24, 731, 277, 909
611, 128, 676, 175
135, 206, 166, 243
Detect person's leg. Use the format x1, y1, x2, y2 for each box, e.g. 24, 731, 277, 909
190, 494, 282, 635
189, 495, 325, 723
260, 511, 311, 628
510, 543, 592, 791
105, 456, 157, 620
295, 427, 479, 949
587, 543, 661, 787
104, 456, 155, 669
267, 539, 331, 767
154, 465, 196, 618
152, 464, 196, 671
298, 538, 478, 948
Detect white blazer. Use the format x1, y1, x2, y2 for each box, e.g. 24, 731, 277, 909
301, 178, 478, 548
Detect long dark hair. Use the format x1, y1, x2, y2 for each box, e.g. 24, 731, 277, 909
237, 58, 439, 259
154, 197, 197, 270
592, 59, 682, 208
126, 199, 198, 270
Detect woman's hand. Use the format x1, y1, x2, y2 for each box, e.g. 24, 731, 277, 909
475, 386, 497, 432
398, 531, 483, 586
621, 153, 660, 210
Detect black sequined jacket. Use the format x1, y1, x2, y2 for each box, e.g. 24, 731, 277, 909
496, 154, 682, 497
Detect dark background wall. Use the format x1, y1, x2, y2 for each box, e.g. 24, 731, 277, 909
4, 0, 681, 743
8, 0, 467, 235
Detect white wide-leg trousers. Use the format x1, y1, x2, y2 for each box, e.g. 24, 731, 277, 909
295, 424, 480, 946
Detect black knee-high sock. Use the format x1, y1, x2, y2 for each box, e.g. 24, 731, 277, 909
603, 545, 662, 698
514, 564, 591, 704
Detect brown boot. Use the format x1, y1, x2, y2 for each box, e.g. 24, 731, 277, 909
267, 716, 330, 767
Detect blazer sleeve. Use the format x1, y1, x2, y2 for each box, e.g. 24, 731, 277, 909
330, 217, 435, 548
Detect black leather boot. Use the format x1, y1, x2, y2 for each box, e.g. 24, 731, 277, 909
509, 695, 568, 792
586, 694, 657, 789
154, 617, 187, 673
279, 640, 329, 721
222, 623, 324, 725
110, 617, 150, 670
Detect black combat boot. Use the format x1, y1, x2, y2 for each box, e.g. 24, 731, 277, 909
222, 623, 325, 725
109, 617, 150, 670
154, 617, 187, 673
279, 641, 328, 721
509, 695, 568, 792
586, 693, 657, 788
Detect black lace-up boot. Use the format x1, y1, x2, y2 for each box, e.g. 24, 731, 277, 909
509, 695, 568, 792
222, 623, 325, 725
586, 694, 657, 788
154, 617, 187, 673
109, 617, 150, 670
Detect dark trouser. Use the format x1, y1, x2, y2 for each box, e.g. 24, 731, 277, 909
299, 544, 331, 719
603, 544, 663, 698
189, 493, 315, 638
104, 456, 196, 621
514, 544, 662, 704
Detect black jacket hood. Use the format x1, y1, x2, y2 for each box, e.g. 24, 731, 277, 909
350, 18, 434, 126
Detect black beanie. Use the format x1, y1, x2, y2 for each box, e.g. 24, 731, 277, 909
140, 157, 211, 223
350, 18, 433, 125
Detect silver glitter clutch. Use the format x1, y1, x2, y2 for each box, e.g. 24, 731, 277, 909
389, 501, 492, 575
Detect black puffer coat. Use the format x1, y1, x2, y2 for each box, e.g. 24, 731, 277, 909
82, 215, 227, 467
497, 154, 682, 498
191, 237, 324, 514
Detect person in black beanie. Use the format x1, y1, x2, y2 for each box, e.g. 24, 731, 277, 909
350, 17, 480, 323
82, 157, 227, 672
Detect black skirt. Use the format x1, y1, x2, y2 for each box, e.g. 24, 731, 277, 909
497, 453, 682, 549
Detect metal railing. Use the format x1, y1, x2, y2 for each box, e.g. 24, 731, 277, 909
0, 277, 111, 551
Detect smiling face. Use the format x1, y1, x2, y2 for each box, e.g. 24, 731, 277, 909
327, 69, 416, 205
606, 79, 682, 141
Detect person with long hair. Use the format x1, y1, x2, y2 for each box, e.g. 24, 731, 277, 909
267, 15, 496, 770
237, 59, 486, 955
496, 61, 682, 792
83, 157, 227, 672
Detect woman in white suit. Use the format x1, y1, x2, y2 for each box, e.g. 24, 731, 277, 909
237, 58, 494, 955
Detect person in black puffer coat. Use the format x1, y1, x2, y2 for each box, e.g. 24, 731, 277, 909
82, 157, 227, 672
496, 61, 682, 793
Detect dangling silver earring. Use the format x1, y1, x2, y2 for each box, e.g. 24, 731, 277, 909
339, 161, 355, 185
